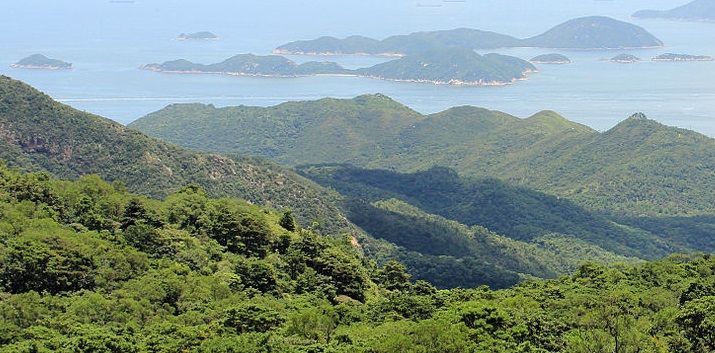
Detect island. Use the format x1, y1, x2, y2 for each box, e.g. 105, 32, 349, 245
355, 48, 536, 86
142, 48, 536, 86
10, 54, 72, 70
530, 53, 571, 64
633, 0, 715, 22
652, 53, 714, 62
177, 31, 219, 41
141, 54, 348, 77
274, 16, 663, 56
610, 54, 641, 63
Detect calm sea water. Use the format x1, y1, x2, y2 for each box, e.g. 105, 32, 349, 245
1, 0, 714, 135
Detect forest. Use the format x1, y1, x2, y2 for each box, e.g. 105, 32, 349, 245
1, 164, 713, 352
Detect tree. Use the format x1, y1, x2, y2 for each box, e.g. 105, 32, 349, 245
376, 260, 412, 291
279, 210, 297, 232
678, 296, 715, 353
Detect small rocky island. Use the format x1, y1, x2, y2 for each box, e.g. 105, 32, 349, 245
530, 53, 571, 64
11, 54, 72, 70
610, 54, 641, 64
177, 31, 219, 41
652, 53, 714, 62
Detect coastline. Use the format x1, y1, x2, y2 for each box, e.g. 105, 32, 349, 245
530, 60, 571, 65
140, 66, 535, 87
272, 44, 665, 58
10, 64, 72, 70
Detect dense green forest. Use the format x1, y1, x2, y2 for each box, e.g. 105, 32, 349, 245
1, 165, 714, 352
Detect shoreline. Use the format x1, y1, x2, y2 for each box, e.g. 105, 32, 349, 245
272, 44, 665, 58
10, 64, 72, 70
272, 49, 405, 58
140, 66, 534, 87
530, 60, 571, 65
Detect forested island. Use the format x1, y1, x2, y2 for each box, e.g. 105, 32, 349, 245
652, 53, 714, 62
141, 54, 349, 77
275, 16, 663, 56
10, 54, 72, 70
610, 54, 641, 63
142, 48, 536, 86
177, 31, 219, 40
530, 53, 571, 64
633, 0, 715, 21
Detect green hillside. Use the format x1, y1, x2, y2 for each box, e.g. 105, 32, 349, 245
133, 97, 715, 218
522, 16, 663, 49
130, 94, 422, 166
2, 76, 586, 289
1, 166, 713, 352
299, 165, 677, 259
0, 75, 351, 236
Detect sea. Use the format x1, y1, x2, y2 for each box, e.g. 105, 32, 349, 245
1, 0, 714, 135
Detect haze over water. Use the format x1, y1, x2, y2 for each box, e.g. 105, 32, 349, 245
1, 0, 713, 135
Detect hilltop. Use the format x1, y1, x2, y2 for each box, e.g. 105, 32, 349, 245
274, 16, 663, 56
522, 16, 663, 49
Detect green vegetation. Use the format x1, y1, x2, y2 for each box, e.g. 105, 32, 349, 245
143, 49, 534, 86
0, 75, 353, 237
132, 96, 715, 218
634, 0, 715, 21
652, 53, 714, 62
530, 53, 571, 64
522, 16, 663, 49
11, 54, 72, 70
299, 165, 677, 259
356, 48, 535, 85
141, 54, 349, 77
1, 165, 714, 352
274, 16, 662, 55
